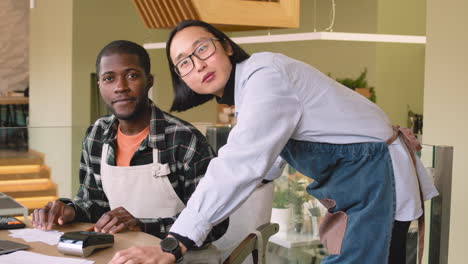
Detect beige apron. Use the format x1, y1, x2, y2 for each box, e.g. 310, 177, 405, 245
100, 143, 221, 263
101, 143, 185, 218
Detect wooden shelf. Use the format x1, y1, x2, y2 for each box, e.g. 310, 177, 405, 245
132, 0, 299, 31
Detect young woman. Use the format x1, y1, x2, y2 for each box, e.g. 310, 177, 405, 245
110, 20, 438, 264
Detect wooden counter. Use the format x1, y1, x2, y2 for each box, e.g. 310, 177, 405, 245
0, 221, 160, 264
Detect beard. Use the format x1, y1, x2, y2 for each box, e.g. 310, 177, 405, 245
107, 98, 149, 121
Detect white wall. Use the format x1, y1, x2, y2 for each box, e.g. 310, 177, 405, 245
229, 0, 425, 126
29, 0, 73, 198
376, 0, 426, 127
425, 0, 468, 263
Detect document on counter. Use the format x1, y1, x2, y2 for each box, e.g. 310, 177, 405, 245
0, 251, 94, 264
9, 228, 64, 245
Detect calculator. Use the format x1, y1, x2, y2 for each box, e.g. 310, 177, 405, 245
0, 216, 25, 230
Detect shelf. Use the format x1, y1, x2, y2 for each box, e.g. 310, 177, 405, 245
269, 231, 321, 248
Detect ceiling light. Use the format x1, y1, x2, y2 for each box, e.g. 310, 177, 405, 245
143, 31, 425, 50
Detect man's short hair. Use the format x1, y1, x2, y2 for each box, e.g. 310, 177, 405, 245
96, 40, 151, 75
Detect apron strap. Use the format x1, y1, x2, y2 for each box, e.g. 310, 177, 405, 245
102, 143, 109, 162
386, 125, 425, 264
152, 148, 171, 177
385, 125, 401, 145
152, 147, 160, 163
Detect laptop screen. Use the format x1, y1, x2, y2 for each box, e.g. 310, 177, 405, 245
0, 240, 29, 255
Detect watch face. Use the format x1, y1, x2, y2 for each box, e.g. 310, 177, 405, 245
161, 237, 178, 251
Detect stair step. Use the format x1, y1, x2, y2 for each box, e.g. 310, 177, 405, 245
0, 165, 40, 174
0, 179, 57, 198
16, 196, 58, 212
0, 165, 49, 180
0, 149, 44, 166
0, 149, 58, 215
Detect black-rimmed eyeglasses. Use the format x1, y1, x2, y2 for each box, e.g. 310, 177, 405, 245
173, 38, 221, 77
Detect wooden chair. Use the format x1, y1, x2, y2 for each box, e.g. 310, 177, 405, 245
223, 223, 279, 264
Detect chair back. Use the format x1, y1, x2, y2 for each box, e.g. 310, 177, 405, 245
213, 182, 275, 264
223, 223, 279, 264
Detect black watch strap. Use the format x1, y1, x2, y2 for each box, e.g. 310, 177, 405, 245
169, 232, 196, 250
161, 237, 183, 262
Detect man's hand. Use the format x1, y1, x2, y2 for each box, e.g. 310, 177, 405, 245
31, 200, 75, 230
108, 246, 176, 264
93, 206, 141, 234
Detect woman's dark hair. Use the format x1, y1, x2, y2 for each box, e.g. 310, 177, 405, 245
96, 40, 151, 76
166, 20, 250, 112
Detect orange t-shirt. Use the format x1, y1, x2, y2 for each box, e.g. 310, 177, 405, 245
116, 125, 150, 167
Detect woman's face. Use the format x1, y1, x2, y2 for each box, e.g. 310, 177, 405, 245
169, 26, 233, 97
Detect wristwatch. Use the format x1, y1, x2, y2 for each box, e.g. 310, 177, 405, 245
160, 236, 183, 263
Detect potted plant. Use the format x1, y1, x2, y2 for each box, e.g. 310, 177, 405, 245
288, 177, 309, 233
334, 68, 377, 103
271, 187, 291, 234
272, 165, 313, 234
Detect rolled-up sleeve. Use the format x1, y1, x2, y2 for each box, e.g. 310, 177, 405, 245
170, 66, 302, 246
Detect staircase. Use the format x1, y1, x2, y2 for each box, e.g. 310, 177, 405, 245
0, 149, 58, 214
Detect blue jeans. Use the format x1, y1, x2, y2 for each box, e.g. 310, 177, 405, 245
280, 140, 395, 264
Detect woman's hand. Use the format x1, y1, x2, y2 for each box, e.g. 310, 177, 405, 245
108, 246, 175, 264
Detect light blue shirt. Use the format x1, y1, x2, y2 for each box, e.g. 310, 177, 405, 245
171, 52, 438, 246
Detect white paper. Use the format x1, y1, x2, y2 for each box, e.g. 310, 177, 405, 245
9, 228, 64, 245
0, 251, 94, 264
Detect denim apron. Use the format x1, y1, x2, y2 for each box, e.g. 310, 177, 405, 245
280, 139, 395, 264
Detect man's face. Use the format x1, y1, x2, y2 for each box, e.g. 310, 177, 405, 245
98, 53, 153, 120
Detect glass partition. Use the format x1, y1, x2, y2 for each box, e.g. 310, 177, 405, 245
425, 145, 453, 264
267, 165, 326, 263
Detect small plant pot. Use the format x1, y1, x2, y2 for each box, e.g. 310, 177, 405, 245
355, 87, 371, 98
271, 207, 291, 233
294, 221, 303, 233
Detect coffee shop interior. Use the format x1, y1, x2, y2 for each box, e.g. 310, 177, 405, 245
0, 0, 465, 263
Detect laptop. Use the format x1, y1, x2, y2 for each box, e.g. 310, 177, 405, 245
0, 240, 30, 255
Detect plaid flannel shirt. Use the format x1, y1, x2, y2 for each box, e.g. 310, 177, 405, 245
60, 102, 228, 243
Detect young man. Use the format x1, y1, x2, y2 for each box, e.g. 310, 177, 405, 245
31, 40, 228, 248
